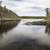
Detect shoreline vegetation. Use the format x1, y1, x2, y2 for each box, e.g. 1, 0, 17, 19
0, 6, 20, 21
0, 6, 50, 20
0, 6, 50, 25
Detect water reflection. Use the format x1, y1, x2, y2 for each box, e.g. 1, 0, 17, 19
0, 20, 20, 34
45, 24, 50, 34
0, 20, 50, 50
24, 21, 50, 34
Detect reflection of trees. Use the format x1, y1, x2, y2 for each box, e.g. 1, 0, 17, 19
25, 21, 46, 25
25, 21, 50, 34
0, 20, 20, 34
45, 23, 50, 34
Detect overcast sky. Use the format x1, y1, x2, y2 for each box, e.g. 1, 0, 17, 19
1, 0, 50, 16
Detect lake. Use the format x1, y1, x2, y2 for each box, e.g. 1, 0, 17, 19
0, 19, 50, 50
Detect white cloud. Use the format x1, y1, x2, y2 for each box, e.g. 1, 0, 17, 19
1, 0, 50, 16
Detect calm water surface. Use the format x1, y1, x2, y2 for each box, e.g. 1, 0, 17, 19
0, 19, 50, 50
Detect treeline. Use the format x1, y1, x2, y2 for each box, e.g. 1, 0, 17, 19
0, 6, 18, 19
